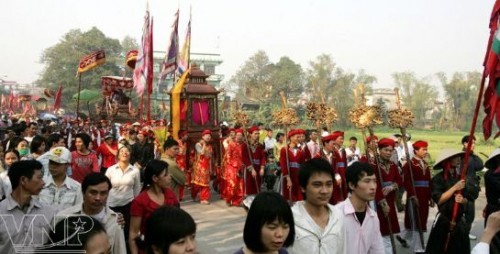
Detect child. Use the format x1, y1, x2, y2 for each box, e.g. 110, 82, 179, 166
263, 154, 280, 192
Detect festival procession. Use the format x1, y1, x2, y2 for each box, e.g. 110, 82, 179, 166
1, 1, 500, 254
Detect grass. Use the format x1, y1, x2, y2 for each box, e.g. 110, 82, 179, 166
342, 128, 498, 167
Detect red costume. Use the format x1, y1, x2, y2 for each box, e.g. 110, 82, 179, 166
243, 143, 266, 195
191, 130, 213, 203
224, 138, 249, 206
373, 138, 403, 236
280, 130, 307, 202
403, 141, 432, 231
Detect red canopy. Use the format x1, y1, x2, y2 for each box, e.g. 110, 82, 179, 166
101, 76, 134, 96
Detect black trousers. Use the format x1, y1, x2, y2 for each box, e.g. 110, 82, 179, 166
110, 202, 132, 254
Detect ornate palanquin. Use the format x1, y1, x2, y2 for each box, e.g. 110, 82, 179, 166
169, 65, 221, 171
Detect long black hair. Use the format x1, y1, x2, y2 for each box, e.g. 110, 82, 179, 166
243, 192, 295, 252
145, 205, 196, 254
142, 159, 169, 192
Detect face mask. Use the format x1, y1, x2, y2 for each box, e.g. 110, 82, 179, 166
18, 148, 29, 157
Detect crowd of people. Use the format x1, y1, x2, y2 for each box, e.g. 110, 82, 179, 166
0, 117, 497, 253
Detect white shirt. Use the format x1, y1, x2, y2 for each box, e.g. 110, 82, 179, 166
307, 140, 320, 158
345, 146, 361, 166
471, 242, 489, 254
38, 175, 83, 213
0, 171, 11, 198
336, 198, 384, 254
264, 137, 277, 151
0, 195, 55, 253
105, 163, 141, 207
290, 201, 346, 254
57, 204, 126, 254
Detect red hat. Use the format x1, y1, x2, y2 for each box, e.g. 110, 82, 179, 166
297, 129, 306, 135
413, 140, 428, 150
331, 131, 344, 141
138, 130, 148, 136
202, 129, 211, 136
235, 129, 244, 134
378, 138, 395, 148
179, 130, 188, 138
321, 134, 336, 143
287, 129, 299, 138
248, 126, 260, 134
366, 135, 378, 143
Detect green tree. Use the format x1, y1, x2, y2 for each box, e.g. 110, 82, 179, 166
121, 36, 139, 56
268, 56, 305, 104
230, 50, 272, 102
38, 27, 123, 110
436, 71, 482, 130
392, 71, 438, 127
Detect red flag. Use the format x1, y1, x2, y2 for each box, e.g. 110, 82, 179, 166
133, 6, 153, 97
147, 18, 154, 94
483, 0, 500, 140
53, 86, 63, 112
9, 91, 16, 111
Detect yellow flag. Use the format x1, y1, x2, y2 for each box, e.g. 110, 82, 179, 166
172, 69, 190, 140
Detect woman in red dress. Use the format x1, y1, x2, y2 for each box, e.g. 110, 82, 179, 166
129, 159, 179, 254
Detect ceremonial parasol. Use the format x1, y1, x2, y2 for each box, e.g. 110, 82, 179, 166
39, 112, 57, 121
72, 89, 100, 102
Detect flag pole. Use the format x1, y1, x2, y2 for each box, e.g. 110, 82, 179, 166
76, 74, 82, 122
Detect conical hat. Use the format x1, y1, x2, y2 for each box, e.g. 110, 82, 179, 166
485, 148, 500, 169
433, 149, 465, 169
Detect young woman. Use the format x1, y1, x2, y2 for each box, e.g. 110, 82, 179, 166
145, 205, 197, 254
26, 135, 47, 160
10, 137, 29, 160
105, 145, 141, 252
236, 192, 295, 254
426, 149, 476, 254
129, 159, 180, 254
0, 149, 19, 199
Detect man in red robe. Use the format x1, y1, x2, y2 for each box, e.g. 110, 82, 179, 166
191, 130, 213, 205
223, 129, 249, 206
331, 131, 348, 204
315, 132, 343, 205
373, 138, 403, 252
281, 129, 307, 202
400, 140, 434, 253
244, 126, 266, 196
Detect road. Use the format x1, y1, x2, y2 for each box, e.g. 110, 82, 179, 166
180, 188, 488, 254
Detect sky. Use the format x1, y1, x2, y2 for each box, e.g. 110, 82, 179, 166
0, 0, 495, 91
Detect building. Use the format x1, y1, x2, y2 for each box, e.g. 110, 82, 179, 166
149, 51, 224, 118
366, 88, 398, 109
152, 51, 224, 99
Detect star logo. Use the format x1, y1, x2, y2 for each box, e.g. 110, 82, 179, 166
72, 217, 87, 232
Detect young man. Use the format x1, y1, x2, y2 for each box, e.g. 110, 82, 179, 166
191, 130, 213, 204
70, 133, 99, 183
57, 173, 126, 254
38, 147, 82, 213
345, 136, 361, 166
281, 130, 307, 202
38, 133, 68, 178
336, 161, 384, 254
24, 122, 38, 143
290, 158, 346, 254
263, 128, 276, 154
331, 131, 348, 203
461, 135, 484, 240
317, 133, 344, 205
244, 126, 266, 196
0, 160, 54, 253
400, 140, 433, 253
162, 138, 186, 200
130, 130, 154, 170
372, 138, 403, 252
306, 130, 320, 158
